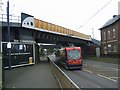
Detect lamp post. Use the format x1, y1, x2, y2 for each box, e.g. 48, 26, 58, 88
7, 0, 11, 70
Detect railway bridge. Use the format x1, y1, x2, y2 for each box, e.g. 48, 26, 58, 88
1, 13, 92, 45
1, 13, 99, 68
0, 13, 100, 89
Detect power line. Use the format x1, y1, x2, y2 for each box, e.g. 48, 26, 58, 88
78, 0, 113, 29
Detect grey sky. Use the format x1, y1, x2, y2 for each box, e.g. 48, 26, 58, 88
1, 0, 119, 40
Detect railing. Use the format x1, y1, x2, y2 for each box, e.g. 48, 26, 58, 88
49, 57, 81, 90
0, 14, 21, 23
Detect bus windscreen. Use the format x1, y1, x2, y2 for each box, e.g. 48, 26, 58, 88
68, 50, 80, 60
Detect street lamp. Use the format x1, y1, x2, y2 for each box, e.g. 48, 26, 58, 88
7, 0, 11, 70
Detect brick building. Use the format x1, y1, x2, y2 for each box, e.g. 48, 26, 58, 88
99, 15, 120, 58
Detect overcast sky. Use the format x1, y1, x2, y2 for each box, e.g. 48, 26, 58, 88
1, 0, 119, 40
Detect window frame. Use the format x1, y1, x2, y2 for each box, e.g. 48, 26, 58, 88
103, 31, 106, 41
112, 29, 116, 38
107, 30, 111, 40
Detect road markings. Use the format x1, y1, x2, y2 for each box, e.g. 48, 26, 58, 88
83, 69, 92, 73
111, 68, 118, 71
97, 74, 117, 82
109, 77, 120, 78
12, 86, 15, 88
75, 70, 101, 88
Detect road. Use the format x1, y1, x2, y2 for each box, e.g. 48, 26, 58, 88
55, 59, 119, 89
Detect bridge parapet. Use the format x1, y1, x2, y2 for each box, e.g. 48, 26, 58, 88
34, 18, 91, 41
0, 13, 92, 41
21, 13, 92, 41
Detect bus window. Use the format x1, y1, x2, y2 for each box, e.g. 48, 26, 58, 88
68, 50, 80, 60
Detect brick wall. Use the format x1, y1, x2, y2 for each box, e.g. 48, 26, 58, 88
100, 19, 120, 57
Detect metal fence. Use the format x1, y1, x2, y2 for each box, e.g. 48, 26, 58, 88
0, 14, 21, 23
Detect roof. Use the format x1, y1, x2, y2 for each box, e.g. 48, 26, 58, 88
92, 39, 101, 46
99, 15, 120, 30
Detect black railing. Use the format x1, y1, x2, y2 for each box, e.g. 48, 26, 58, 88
0, 14, 21, 23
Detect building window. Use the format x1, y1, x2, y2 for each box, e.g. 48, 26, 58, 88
113, 29, 116, 38
113, 44, 117, 52
103, 32, 106, 40
108, 31, 111, 40
104, 46, 107, 54
108, 44, 111, 52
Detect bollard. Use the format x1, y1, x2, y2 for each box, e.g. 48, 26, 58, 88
29, 57, 33, 64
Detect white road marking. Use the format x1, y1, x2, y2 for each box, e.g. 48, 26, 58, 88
83, 69, 92, 73
97, 74, 117, 82
111, 68, 118, 71
84, 64, 87, 65
109, 77, 120, 78
12, 86, 15, 88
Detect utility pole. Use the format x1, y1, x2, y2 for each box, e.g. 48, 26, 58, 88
7, 0, 11, 70
118, 1, 120, 15
0, 0, 2, 88
92, 27, 94, 39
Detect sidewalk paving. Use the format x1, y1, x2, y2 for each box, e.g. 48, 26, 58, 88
4, 58, 60, 88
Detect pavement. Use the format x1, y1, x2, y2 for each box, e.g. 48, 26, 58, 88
4, 56, 60, 88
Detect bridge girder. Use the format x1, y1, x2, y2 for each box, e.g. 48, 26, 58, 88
2, 25, 92, 46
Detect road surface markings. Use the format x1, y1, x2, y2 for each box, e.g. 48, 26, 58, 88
111, 68, 118, 71
83, 69, 92, 73
109, 77, 120, 78
97, 74, 117, 82
74, 71, 101, 88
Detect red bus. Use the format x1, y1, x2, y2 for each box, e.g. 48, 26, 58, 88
55, 47, 82, 69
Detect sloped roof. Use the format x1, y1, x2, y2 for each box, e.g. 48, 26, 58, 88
99, 15, 120, 30
92, 39, 101, 46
